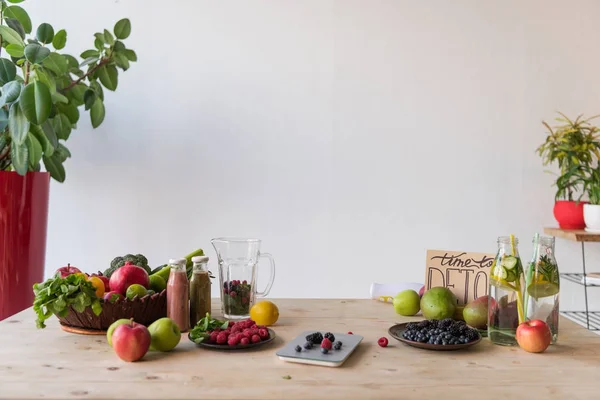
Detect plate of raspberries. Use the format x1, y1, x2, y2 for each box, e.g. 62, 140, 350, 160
389, 319, 482, 351
189, 318, 276, 350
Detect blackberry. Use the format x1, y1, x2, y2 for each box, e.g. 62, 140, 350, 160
324, 332, 336, 342
405, 322, 418, 330
465, 330, 479, 342
439, 318, 453, 328
428, 320, 439, 329
333, 341, 342, 350
417, 320, 430, 329
447, 326, 461, 336
295, 345, 302, 352
320, 348, 329, 354
305, 332, 323, 344
458, 324, 469, 333
303, 341, 313, 350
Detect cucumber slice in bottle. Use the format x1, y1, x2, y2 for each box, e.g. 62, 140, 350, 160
505, 269, 516, 283
493, 265, 508, 280
501, 256, 518, 270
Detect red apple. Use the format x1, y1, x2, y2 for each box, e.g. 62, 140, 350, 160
103, 291, 124, 303
112, 319, 151, 362
97, 276, 110, 292
109, 262, 149, 295
55, 263, 81, 278
418, 286, 425, 298
516, 320, 552, 353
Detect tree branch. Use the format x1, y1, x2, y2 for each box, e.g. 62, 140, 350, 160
63, 58, 110, 92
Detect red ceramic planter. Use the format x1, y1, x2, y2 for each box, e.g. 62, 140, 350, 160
553, 200, 587, 230
0, 172, 50, 321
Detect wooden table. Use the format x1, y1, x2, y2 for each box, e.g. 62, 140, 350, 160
1, 299, 599, 400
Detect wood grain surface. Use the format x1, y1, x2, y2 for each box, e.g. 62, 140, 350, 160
1, 299, 599, 400
544, 227, 600, 242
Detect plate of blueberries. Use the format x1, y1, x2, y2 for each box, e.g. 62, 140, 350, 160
388, 319, 482, 351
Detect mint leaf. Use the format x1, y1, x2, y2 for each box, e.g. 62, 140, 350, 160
91, 300, 102, 316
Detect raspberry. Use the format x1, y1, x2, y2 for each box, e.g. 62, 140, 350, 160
230, 291, 237, 297
209, 331, 219, 343
242, 280, 247, 285
258, 328, 269, 339
250, 328, 259, 336
347, 331, 353, 335
213, 328, 221, 333
228, 336, 240, 346
240, 337, 250, 345
378, 337, 388, 347
321, 338, 332, 350
231, 325, 241, 333
251, 334, 261, 343
242, 329, 252, 338
216, 333, 228, 344
228, 321, 235, 328
241, 297, 249, 305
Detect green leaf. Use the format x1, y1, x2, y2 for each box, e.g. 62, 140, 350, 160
26, 132, 42, 166
51, 91, 68, 104
9, 102, 29, 144
90, 97, 105, 128
6, 0, 26, 3
83, 89, 96, 110
80, 57, 98, 68
80, 49, 99, 59
113, 41, 126, 52
53, 114, 72, 140
114, 52, 130, 71
5, 6, 32, 33
94, 32, 105, 43
97, 64, 118, 91
90, 80, 103, 101
41, 119, 58, 149
24, 43, 50, 64
0, 25, 25, 45
42, 52, 68, 75
43, 154, 65, 182
16, 58, 25, 66
1, 80, 22, 105
94, 38, 103, 51
20, 81, 52, 125
58, 103, 79, 124
103, 29, 115, 45
35, 68, 56, 94
10, 139, 28, 174
69, 83, 87, 104
114, 18, 131, 39
91, 300, 102, 316
5, 44, 24, 58
52, 29, 67, 50
0, 58, 16, 85
5, 18, 25, 40
36, 23, 54, 44
56, 143, 71, 162
123, 49, 137, 62
0, 109, 8, 132
63, 54, 78, 69
30, 123, 53, 156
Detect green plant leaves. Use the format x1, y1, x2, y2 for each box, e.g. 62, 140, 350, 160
41, 119, 58, 149
52, 29, 67, 50
114, 18, 131, 39
0, 109, 8, 132
4, 6, 32, 33
1, 80, 22, 105
103, 29, 115, 45
20, 81, 52, 125
43, 154, 65, 182
90, 80, 104, 101
56, 143, 71, 162
26, 132, 43, 167
6, 44, 24, 57
90, 98, 105, 128
58, 103, 79, 124
5, 18, 25, 40
123, 49, 137, 62
97, 64, 118, 91
84, 89, 96, 110
114, 53, 130, 71
0, 25, 25, 45
0, 59, 17, 85
53, 114, 72, 140
10, 139, 28, 174
43, 52, 68, 75
7, 0, 26, 3
24, 43, 50, 64
30, 123, 53, 156
9, 102, 30, 145
80, 49, 99, 59
51, 91, 68, 104
36, 23, 54, 43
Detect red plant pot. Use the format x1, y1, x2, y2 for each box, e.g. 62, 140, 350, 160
553, 200, 587, 230
0, 172, 50, 321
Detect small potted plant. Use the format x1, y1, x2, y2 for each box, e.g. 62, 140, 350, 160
559, 164, 600, 232
537, 113, 600, 229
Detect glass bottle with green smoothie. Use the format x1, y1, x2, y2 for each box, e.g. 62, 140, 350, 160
190, 256, 211, 327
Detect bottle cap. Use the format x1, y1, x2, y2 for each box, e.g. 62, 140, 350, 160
191, 256, 209, 263
168, 258, 187, 265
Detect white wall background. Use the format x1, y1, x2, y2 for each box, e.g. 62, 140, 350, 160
27, 0, 600, 307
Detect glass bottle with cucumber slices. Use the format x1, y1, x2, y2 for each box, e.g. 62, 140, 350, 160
488, 236, 525, 346
524, 236, 559, 343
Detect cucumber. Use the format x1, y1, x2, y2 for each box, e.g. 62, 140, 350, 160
493, 265, 508, 280
505, 269, 516, 283
501, 256, 518, 270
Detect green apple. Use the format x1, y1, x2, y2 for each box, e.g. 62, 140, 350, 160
148, 318, 181, 352
149, 275, 166, 293
107, 318, 139, 347
392, 289, 421, 316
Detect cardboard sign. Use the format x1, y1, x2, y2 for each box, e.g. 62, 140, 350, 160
425, 249, 495, 305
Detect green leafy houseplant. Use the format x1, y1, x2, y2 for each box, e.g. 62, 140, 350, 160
558, 164, 600, 205
0, 0, 136, 182
536, 113, 600, 201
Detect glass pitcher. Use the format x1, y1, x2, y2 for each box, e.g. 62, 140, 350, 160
211, 238, 275, 319
525, 235, 559, 343
488, 236, 526, 346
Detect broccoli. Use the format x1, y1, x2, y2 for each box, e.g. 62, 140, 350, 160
104, 253, 151, 277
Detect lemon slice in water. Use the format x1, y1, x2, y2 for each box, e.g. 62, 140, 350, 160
527, 282, 559, 299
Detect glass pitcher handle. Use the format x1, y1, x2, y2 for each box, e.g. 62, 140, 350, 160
256, 252, 275, 298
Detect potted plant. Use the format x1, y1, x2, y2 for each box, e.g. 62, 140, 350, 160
0, 0, 137, 321
537, 113, 600, 229
558, 164, 600, 232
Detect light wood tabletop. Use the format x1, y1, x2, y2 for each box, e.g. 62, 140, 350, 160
1, 299, 599, 400
544, 227, 600, 242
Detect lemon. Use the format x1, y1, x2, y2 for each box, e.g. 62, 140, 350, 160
527, 282, 559, 299
250, 301, 279, 326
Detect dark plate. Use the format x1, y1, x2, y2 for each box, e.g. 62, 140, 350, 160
388, 322, 482, 351
188, 328, 276, 350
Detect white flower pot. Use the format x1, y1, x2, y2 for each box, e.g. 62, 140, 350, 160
583, 204, 600, 233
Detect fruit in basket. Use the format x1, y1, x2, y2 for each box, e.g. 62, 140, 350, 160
112, 320, 151, 362
148, 318, 181, 352
463, 296, 489, 329
88, 276, 106, 298
107, 318, 142, 346
105, 254, 151, 278
55, 264, 82, 278
109, 262, 150, 295
516, 320, 552, 353
103, 291, 124, 303
420, 286, 457, 320
95, 275, 110, 292
393, 289, 421, 316
149, 275, 167, 293
126, 284, 148, 300
250, 301, 279, 326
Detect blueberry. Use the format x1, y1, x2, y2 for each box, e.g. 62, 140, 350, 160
321, 348, 329, 354
303, 342, 313, 350
333, 341, 342, 350
295, 345, 302, 352
442, 340, 448, 345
